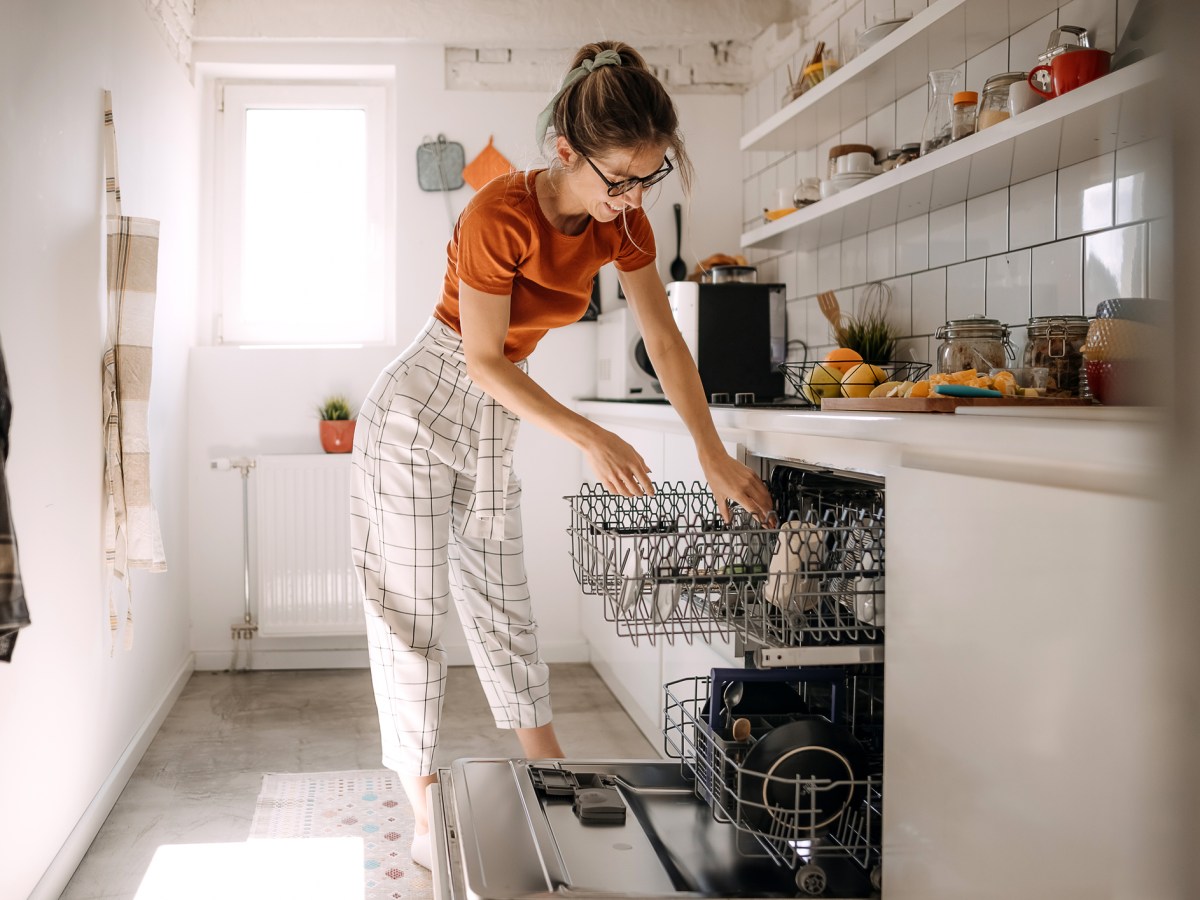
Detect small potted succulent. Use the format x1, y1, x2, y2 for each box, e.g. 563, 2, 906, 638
317, 395, 355, 453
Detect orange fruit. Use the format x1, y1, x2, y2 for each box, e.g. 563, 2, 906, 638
823, 347, 863, 374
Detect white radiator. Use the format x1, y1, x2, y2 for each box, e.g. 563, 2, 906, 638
254, 454, 363, 636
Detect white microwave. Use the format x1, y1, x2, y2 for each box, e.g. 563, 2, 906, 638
594, 306, 662, 400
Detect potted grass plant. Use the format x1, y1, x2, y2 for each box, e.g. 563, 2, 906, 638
833, 283, 898, 363
802, 282, 918, 401
317, 395, 355, 453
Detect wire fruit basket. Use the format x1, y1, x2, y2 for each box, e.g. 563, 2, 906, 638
780, 360, 932, 407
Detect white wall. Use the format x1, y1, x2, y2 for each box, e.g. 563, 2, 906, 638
187, 40, 744, 670
0, 1, 199, 896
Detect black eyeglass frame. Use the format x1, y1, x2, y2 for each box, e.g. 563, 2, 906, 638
583, 155, 674, 197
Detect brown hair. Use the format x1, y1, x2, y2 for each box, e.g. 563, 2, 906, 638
545, 41, 694, 197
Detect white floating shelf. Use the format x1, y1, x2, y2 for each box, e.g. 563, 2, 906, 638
741, 0, 1061, 154
741, 56, 1165, 252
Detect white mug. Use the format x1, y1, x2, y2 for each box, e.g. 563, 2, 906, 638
1008, 80, 1046, 117
837, 151, 874, 174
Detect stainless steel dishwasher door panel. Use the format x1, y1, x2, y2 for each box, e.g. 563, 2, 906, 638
442, 758, 678, 898
435, 758, 871, 899
443, 759, 554, 898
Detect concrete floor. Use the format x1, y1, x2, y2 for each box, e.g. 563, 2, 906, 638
61, 663, 657, 899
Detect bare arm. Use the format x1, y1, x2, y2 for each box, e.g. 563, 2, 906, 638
619, 263, 773, 522
457, 281, 656, 497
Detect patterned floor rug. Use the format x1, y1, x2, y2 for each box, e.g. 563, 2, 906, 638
249, 769, 432, 900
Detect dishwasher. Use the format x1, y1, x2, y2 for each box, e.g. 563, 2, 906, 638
430, 461, 887, 899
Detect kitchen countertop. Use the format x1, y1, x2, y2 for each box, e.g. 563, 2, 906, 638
576, 399, 1164, 497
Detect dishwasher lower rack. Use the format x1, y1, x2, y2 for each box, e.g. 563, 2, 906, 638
565, 481, 885, 648
662, 674, 883, 885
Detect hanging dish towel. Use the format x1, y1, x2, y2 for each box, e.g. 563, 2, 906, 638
0, 338, 30, 662
102, 91, 167, 651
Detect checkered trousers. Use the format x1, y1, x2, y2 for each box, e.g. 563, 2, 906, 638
350, 318, 553, 777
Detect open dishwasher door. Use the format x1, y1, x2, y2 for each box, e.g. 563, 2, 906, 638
430, 758, 874, 900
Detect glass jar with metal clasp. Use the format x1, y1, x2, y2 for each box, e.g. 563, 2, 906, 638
978, 72, 1026, 131
1023, 315, 1092, 396
934, 315, 1014, 374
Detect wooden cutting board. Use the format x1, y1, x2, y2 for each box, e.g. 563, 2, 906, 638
821, 396, 1094, 413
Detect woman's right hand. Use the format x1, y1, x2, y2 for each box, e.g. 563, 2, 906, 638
583, 427, 654, 497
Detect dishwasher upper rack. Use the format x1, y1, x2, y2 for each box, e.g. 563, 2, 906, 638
663, 673, 883, 889
565, 481, 886, 647
565, 481, 749, 644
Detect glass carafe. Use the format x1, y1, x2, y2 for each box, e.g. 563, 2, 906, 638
920, 69, 960, 156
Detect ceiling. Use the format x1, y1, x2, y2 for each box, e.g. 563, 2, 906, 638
193, 0, 807, 48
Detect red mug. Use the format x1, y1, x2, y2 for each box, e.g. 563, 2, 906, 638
1029, 48, 1112, 98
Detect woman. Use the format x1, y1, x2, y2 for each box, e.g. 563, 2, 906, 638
350, 40, 773, 869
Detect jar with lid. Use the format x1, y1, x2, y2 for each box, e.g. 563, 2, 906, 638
978, 72, 1025, 130
1024, 315, 1091, 396
793, 177, 822, 207
951, 91, 978, 141
827, 143, 876, 179
934, 315, 1013, 374
896, 143, 922, 166
879, 148, 904, 171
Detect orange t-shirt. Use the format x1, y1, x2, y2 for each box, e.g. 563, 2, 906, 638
433, 169, 656, 361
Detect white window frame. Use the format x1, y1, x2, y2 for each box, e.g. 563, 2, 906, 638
214, 82, 393, 346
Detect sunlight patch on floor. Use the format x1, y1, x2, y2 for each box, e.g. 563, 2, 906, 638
134, 837, 364, 899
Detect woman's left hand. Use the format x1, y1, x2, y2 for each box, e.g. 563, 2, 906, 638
702, 454, 774, 525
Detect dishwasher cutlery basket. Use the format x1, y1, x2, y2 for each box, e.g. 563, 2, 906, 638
663, 672, 883, 882
565, 478, 886, 647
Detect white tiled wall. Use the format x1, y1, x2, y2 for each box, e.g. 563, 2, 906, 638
929, 203, 966, 267
741, 0, 1170, 372
1057, 154, 1115, 237
1010, 173, 1057, 250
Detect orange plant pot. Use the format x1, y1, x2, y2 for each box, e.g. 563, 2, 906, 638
319, 419, 356, 453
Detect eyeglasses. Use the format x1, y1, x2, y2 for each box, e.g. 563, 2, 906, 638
583, 155, 674, 197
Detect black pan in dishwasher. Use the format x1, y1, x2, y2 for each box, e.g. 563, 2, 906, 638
429, 758, 876, 899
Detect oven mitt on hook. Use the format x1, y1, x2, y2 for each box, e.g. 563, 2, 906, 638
462, 136, 514, 191
416, 134, 465, 191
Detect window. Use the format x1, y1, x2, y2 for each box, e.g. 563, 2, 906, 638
216, 83, 391, 345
